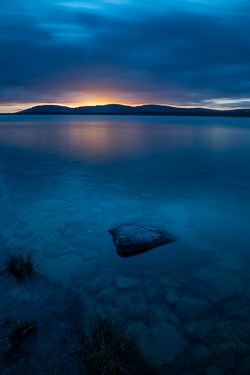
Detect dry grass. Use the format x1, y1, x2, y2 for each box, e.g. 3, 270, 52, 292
0, 247, 41, 283
77, 314, 157, 375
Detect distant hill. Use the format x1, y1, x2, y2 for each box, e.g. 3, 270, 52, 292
12, 104, 250, 117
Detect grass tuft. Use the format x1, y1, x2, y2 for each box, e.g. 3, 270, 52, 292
77, 314, 158, 375
1, 318, 38, 362
1, 247, 41, 283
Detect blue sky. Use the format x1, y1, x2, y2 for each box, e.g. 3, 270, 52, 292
1, 0, 250, 112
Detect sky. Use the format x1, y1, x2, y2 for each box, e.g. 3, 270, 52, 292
1, 0, 250, 113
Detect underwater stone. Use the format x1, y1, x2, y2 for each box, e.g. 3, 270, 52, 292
184, 320, 214, 344
108, 224, 175, 257
165, 289, 179, 305
184, 344, 213, 369
189, 268, 232, 305
14, 222, 28, 230
85, 274, 113, 293
176, 297, 210, 322
95, 287, 118, 303
221, 307, 248, 321
158, 275, 180, 287
115, 277, 138, 289
127, 303, 149, 320
145, 323, 187, 365
128, 321, 148, 336
167, 311, 182, 325
146, 287, 165, 302
115, 295, 132, 308
43, 244, 65, 258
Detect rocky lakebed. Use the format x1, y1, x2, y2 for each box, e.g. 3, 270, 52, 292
0, 221, 250, 375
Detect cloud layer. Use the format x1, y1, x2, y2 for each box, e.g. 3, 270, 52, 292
1, 0, 250, 110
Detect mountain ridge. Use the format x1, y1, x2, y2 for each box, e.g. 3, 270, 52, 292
7, 104, 250, 117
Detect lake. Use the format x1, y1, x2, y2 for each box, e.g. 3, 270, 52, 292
0, 115, 250, 374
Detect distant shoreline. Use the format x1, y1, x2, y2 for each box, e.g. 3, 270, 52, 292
1, 112, 250, 117
1, 103, 250, 117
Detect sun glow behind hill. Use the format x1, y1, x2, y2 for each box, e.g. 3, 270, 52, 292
1, 97, 250, 114
0, 96, 138, 114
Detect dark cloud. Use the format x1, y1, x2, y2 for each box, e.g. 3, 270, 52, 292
0, 1, 250, 108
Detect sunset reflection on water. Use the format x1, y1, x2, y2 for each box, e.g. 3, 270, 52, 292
0, 115, 250, 163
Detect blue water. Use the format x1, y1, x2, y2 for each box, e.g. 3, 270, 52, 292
1, 115, 250, 256
0, 115, 250, 373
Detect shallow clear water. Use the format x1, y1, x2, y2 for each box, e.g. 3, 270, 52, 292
1, 115, 250, 257
0, 115, 250, 373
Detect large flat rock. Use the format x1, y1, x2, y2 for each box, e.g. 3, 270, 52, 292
109, 224, 175, 257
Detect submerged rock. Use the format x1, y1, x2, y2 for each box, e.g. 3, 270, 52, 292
115, 277, 138, 289
184, 320, 214, 344
95, 287, 118, 303
179, 344, 214, 369
145, 323, 188, 365
189, 267, 239, 305
115, 295, 132, 308
146, 286, 165, 302
165, 289, 179, 305
108, 224, 175, 257
127, 303, 149, 320
176, 297, 210, 322
85, 274, 113, 293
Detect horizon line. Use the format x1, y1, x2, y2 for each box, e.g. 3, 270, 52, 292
1, 102, 250, 114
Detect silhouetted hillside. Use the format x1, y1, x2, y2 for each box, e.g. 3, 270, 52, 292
12, 104, 250, 117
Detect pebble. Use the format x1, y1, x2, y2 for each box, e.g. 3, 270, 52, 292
115, 295, 132, 308
115, 277, 138, 289
127, 303, 149, 320
95, 287, 118, 303
158, 275, 180, 287
176, 297, 210, 322
167, 311, 182, 325
184, 320, 214, 344
165, 289, 179, 304
85, 274, 113, 293
146, 287, 164, 302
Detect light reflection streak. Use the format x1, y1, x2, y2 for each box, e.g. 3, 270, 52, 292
0, 117, 250, 162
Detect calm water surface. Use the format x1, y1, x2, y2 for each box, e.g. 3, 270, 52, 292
1, 115, 250, 256
0, 115, 250, 373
